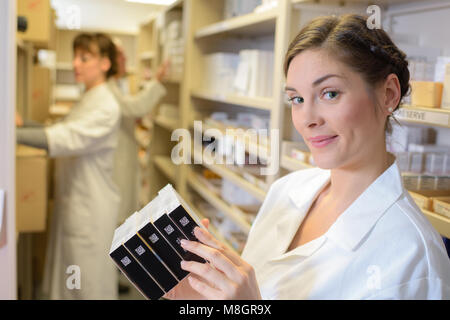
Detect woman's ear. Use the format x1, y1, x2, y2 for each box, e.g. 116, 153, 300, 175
383, 73, 401, 115
100, 56, 111, 76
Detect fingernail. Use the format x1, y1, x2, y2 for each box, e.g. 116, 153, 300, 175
180, 239, 188, 247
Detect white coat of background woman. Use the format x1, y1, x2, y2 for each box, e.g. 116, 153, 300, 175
17, 33, 121, 299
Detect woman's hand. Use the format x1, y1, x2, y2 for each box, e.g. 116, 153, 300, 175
166, 219, 261, 300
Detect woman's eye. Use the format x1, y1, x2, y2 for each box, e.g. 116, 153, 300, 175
323, 91, 340, 100
289, 96, 304, 105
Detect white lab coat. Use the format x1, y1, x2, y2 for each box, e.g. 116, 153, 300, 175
42, 83, 121, 300
107, 79, 167, 224
242, 161, 450, 299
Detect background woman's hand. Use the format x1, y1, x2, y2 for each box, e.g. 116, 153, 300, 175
166, 219, 261, 300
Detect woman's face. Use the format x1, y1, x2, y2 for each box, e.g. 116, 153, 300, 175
73, 47, 110, 89
285, 48, 387, 170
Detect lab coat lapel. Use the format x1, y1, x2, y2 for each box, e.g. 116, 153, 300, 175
274, 169, 331, 256
326, 162, 404, 251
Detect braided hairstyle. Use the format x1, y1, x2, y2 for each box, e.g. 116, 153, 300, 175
284, 14, 410, 133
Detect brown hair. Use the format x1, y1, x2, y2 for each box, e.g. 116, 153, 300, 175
284, 14, 410, 133
73, 33, 118, 79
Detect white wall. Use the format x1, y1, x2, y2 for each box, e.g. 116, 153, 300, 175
51, 0, 165, 34
0, 0, 17, 300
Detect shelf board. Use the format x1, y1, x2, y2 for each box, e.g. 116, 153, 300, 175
280, 154, 314, 172
193, 148, 267, 202
197, 120, 271, 163
195, 9, 277, 39
139, 51, 155, 61
188, 171, 252, 235
153, 156, 177, 182
395, 105, 450, 128
183, 198, 238, 254
191, 90, 272, 111
154, 115, 179, 131
423, 209, 450, 239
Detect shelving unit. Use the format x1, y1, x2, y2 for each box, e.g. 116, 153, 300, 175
140, 0, 450, 246
143, 1, 186, 201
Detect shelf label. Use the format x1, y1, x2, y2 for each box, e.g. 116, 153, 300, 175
396, 108, 449, 126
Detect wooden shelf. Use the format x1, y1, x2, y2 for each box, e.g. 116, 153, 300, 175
423, 209, 450, 239
153, 155, 177, 182
188, 171, 252, 235
154, 115, 179, 131
139, 51, 155, 61
183, 198, 239, 253
195, 9, 277, 39
396, 105, 450, 128
191, 90, 272, 111
193, 148, 267, 202
280, 154, 314, 172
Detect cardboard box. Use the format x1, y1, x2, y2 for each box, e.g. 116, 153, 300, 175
31, 66, 51, 123
410, 81, 443, 108
16, 145, 48, 233
17, 0, 56, 49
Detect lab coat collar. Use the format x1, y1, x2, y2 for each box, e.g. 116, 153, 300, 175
283, 161, 404, 254
326, 161, 404, 251
273, 169, 331, 257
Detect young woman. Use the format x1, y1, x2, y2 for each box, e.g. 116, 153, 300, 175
18, 33, 121, 299
165, 14, 450, 300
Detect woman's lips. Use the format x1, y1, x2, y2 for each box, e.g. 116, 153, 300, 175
308, 135, 338, 148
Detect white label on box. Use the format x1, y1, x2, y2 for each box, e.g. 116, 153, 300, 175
396, 108, 449, 126
0, 190, 4, 232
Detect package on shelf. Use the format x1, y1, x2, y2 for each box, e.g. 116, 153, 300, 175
387, 123, 429, 153
291, 148, 311, 164
224, 0, 263, 19
221, 178, 260, 212
425, 153, 449, 175
442, 63, 450, 110
211, 112, 229, 122
202, 52, 240, 95
254, 0, 278, 13
433, 57, 450, 82
236, 112, 270, 130
410, 81, 443, 108
158, 103, 179, 119
408, 57, 435, 82
408, 143, 450, 153
233, 49, 274, 98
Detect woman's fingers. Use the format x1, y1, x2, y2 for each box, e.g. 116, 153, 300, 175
187, 274, 224, 300
181, 239, 242, 284
193, 226, 243, 267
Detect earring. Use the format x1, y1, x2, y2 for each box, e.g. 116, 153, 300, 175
388, 107, 393, 113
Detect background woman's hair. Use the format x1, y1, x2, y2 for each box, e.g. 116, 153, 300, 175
73, 33, 118, 79
284, 14, 410, 133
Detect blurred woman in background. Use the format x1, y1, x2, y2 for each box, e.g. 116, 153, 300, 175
17, 33, 121, 300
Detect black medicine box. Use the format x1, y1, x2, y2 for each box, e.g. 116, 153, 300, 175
109, 184, 207, 300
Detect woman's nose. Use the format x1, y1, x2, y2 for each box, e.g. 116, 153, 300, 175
296, 101, 324, 130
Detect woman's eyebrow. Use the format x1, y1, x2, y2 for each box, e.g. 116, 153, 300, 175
312, 74, 344, 87
285, 74, 345, 92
